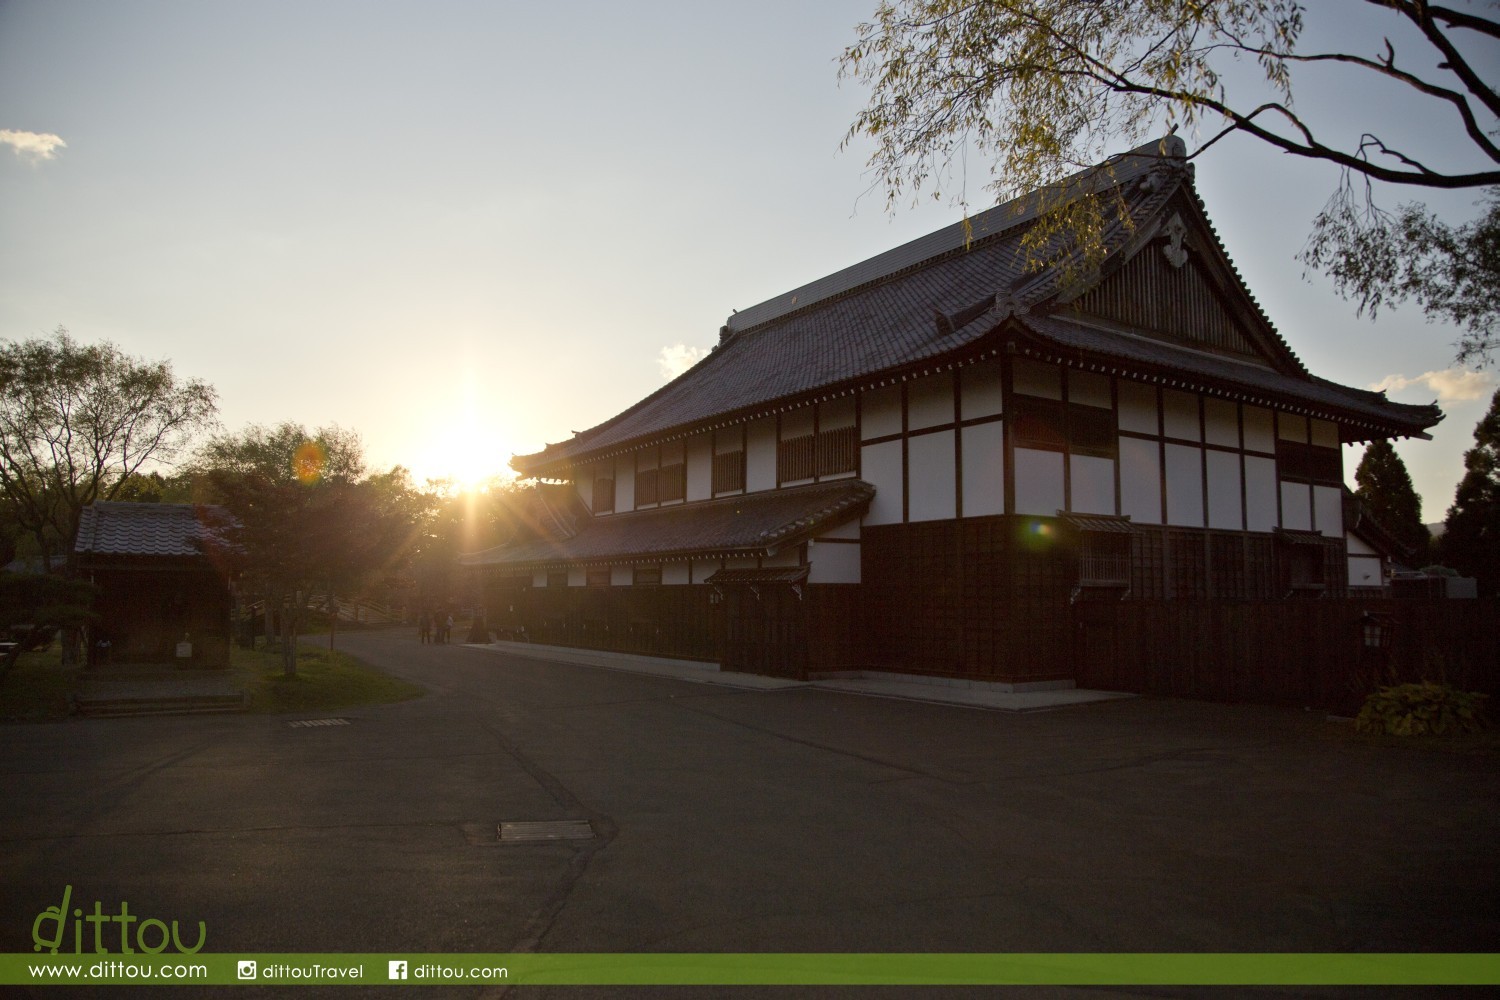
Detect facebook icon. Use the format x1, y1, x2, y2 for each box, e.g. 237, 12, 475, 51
388, 960, 408, 980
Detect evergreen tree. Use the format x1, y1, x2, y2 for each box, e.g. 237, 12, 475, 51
1441, 389, 1500, 596
1354, 439, 1430, 563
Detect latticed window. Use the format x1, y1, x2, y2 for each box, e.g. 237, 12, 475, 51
659, 463, 685, 501
635, 467, 659, 506
778, 433, 816, 482
633, 565, 662, 586
713, 450, 745, 493
1080, 533, 1131, 586
816, 425, 857, 475
586, 568, 612, 587
592, 478, 615, 513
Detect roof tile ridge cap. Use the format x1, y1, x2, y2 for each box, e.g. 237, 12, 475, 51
728, 220, 1036, 339
1183, 181, 1308, 378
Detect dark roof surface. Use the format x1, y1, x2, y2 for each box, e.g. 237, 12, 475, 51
460, 480, 874, 569
74, 502, 236, 558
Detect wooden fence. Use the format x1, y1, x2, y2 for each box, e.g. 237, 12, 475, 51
1072, 598, 1499, 714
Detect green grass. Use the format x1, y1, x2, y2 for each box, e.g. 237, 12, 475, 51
235, 643, 425, 714
0, 644, 76, 721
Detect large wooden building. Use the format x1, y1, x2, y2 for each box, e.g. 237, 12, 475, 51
463, 138, 1441, 685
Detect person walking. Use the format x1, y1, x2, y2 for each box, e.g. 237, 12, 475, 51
418, 610, 431, 644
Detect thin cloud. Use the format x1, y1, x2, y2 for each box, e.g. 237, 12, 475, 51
1369, 368, 1496, 403
658, 343, 709, 381
1, 129, 67, 163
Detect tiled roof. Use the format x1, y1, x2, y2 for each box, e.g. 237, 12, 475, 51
1014, 314, 1442, 438
460, 480, 875, 570
516, 142, 1189, 475
74, 502, 237, 558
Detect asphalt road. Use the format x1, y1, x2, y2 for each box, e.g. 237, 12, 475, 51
3, 629, 1497, 997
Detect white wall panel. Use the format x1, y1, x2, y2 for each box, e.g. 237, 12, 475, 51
691, 559, 719, 584
1119, 436, 1162, 524
907, 430, 956, 521
861, 439, 904, 525
613, 454, 635, 510
1349, 555, 1383, 589
567, 567, 585, 587
746, 417, 776, 492
1013, 359, 1062, 399
686, 434, 712, 501
861, 385, 902, 439
908, 372, 955, 429
1163, 390, 1201, 441
1281, 481, 1312, 530
1206, 450, 1243, 529
960, 360, 1004, 419
821, 395, 856, 429
1068, 370, 1111, 409
1203, 398, 1239, 448
1242, 406, 1275, 453
1117, 381, 1159, 435
1069, 455, 1115, 515
820, 519, 861, 539
961, 421, 1005, 517
1164, 443, 1204, 526
1014, 447, 1065, 516
663, 562, 691, 585
1245, 455, 1278, 531
1314, 484, 1343, 535
1278, 412, 1309, 443
532, 570, 548, 588
611, 566, 632, 586
1310, 418, 1339, 449
808, 542, 861, 583
781, 407, 813, 439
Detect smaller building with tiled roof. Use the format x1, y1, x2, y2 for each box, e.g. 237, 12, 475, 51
467, 137, 1442, 683
75, 502, 238, 668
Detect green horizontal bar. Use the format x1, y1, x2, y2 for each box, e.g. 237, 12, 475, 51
4, 953, 1497, 986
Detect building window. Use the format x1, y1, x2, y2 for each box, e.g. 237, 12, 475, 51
593, 477, 615, 513
586, 568, 612, 587
635, 467, 659, 506
778, 433, 816, 482
1062, 514, 1133, 597
659, 463, 685, 502
1012, 396, 1066, 451
1277, 440, 1341, 485
816, 425, 857, 476
713, 449, 745, 493
633, 565, 662, 586
1275, 530, 1328, 595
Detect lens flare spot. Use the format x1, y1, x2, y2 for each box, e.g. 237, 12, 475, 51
293, 440, 327, 484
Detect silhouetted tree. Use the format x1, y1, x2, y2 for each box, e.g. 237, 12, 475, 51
1441, 389, 1500, 595
1354, 439, 1431, 563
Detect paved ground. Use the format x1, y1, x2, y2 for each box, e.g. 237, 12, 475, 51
3, 628, 1497, 998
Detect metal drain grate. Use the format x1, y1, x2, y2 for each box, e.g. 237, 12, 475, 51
287, 718, 351, 728
498, 820, 594, 843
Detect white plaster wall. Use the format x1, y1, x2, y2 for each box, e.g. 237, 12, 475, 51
861, 385, 902, 439
1013, 359, 1061, 399
576, 471, 593, 512
714, 430, 742, 454
691, 559, 720, 584
686, 433, 712, 501
907, 430, 956, 521
822, 395, 856, 429
1164, 443, 1205, 526
1278, 412, 1309, 443
567, 567, 586, 587
1162, 390, 1201, 441
1203, 398, 1239, 448
746, 417, 776, 492
862, 439, 904, 525
1119, 436, 1162, 524
1068, 370, 1111, 409
725, 556, 757, 571
1281, 481, 1312, 530
1206, 450, 1243, 529
1242, 406, 1275, 453
1310, 419, 1339, 449
809, 541, 861, 583
1313, 484, 1343, 535
1069, 455, 1115, 515
1349, 554, 1383, 589
663, 561, 691, 585
961, 360, 1004, 420
961, 421, 1005, 517
781, 407, 814, 439
1348, 533, 1378, 557
1245, 455, 1278, 531
1117, 381, 1159, 435
819, 519, 861, 540
614, 454, 635, 511
532, 570, 549, 588
908, 372, 955, 430
611, 565, 632, 586
1014, 447, 1065, 516
764, 548, 801, 568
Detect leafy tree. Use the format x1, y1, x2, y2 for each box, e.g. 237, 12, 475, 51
0, 572, 95, 683
839, 1, 1500, 359
1441, 388, 1500, 595
1355, 439, 1432, 562
195, 424, 420, 676
0, 329, 218, 567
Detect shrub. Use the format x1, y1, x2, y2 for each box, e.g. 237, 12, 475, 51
1356, 681, 1489, 737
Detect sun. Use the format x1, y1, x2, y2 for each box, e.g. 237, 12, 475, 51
421, 427, 512, 491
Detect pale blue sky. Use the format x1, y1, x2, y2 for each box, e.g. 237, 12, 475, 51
1, 0, 1494, 522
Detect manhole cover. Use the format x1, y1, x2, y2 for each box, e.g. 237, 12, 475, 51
287, 718, 351, 728
498, 820, 594, 843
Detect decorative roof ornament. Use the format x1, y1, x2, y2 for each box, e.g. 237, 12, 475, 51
1162, 212, 1189, 268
